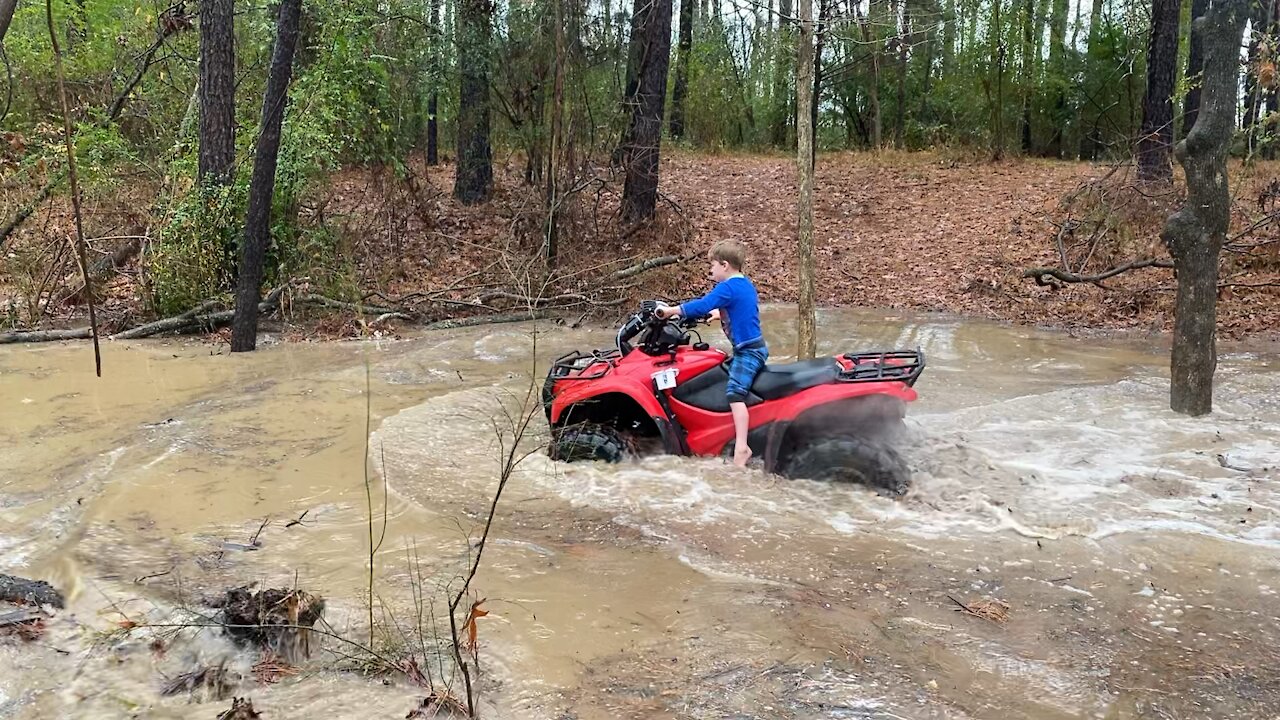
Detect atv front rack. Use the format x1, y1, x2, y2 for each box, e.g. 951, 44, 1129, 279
548, 348, 622, 382
838, 349, 925, 387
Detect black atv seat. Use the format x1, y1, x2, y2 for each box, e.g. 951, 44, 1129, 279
672, 357, 840, 413
752, 357, 840, 399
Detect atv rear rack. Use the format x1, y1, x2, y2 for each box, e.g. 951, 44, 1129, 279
838, 349, 925, 387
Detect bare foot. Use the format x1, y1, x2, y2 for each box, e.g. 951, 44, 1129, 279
733, 445, 753, 468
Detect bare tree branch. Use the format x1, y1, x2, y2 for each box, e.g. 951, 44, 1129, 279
1023, 257, 1175, 287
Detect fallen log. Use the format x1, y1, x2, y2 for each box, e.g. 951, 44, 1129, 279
110, 299, 222, 340
0, 573, 65, 608
613, 254, 681, 279
0, 286, 287, 344
298, 293, 404, 317
1023, 257, 1175, 288
0, 327, 92, 344
423, 310, 553, 330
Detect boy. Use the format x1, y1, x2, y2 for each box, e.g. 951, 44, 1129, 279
657, 240, 767, 468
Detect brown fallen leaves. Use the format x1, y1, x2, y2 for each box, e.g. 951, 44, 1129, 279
4, 150, 1275, 341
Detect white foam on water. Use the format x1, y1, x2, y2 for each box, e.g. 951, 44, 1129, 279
473, 330, 538, 362
376, 347, 1280, 562
0, 534, 30, 568
897, 369, 1280, 547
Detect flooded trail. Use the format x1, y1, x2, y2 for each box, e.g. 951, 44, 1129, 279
1, 308, 1278, 719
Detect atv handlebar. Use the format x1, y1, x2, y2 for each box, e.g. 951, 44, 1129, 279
616, 301, 710, 355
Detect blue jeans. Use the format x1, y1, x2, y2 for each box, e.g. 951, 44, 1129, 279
725, 343, 769, 404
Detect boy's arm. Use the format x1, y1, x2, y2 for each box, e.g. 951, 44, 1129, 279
673, 282, 733, 319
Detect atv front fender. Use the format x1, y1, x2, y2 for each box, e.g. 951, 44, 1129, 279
549, 376, 664, 425
549, 377, 686, 455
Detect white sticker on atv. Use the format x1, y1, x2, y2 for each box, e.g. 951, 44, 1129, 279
652, 367, 678, 390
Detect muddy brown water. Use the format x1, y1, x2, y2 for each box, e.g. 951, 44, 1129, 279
1, 307, 1278, 719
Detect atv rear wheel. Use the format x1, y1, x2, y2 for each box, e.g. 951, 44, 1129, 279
550, 424, 628, 463
782, 435, 911, 496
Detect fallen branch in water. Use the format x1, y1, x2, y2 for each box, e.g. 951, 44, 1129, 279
0, 609, 45, 629
215, 697, 261, 720
473, 290, 627, 308
110, 300, 222, 340
0, 573, 65, 608
0, 286, 288, 344
946, 594, 1010, 623
0, 327, 93, 344
422, 310, 554, 330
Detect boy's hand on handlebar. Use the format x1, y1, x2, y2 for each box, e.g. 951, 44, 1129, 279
655, 303, 680, 319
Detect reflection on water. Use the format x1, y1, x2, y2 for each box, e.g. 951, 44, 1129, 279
2, 307, 1278, 719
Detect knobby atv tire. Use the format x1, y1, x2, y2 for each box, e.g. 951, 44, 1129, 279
550, 425, 628, 463
782, 435, 911, 496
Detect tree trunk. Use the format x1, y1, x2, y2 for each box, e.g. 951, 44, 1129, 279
1137, 0, 1182, 183
858, 1, 882, 149
427, 0, 442, 165
545, 0, 566, 266
1020, 0, 1034, 153
1079, 0, 1106, 159
1181, 0, 1208, 135
894, 0, 909, 149
613, 0, 648, 164
1044, 0, 1068, 156
796, 0, 817, 359
1161, 0, 1247, 416
940, 0, 954, 75
669, 0, 694, 138
620, 0, 673, 224
919, 2, 935, 121
771, 0, 794, 147
454, 0, 494, 204
962, 0, 975, 55
811, 0, 826, 161
991, 0, 1005, 160
1243, 30, 1260, 131
198, 0, 235, 186
0, 0, 18, 44
1243, 1, 1275, 154
230, 0, 302, 353
603, 0, 613, 55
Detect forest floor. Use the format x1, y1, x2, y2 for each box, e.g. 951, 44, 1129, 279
3, 149, 1279, 342
339, 147, 1280, 342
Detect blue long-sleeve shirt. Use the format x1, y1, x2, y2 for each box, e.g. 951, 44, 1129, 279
680, 275, 764, 350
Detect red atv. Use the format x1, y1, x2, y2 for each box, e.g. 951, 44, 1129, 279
542, 301, 925, 495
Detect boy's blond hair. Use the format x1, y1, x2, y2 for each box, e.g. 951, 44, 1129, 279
709, 240, 747, 271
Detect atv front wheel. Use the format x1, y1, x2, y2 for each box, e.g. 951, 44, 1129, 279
550, 425, 628, 463
782, 435, 911, 496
